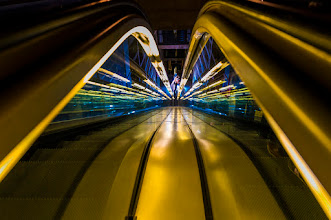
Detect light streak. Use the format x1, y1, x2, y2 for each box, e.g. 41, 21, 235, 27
98, 68, 130, 82
178, 61, 229, 98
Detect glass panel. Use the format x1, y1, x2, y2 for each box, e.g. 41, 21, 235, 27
51, 36, 168, 124
185, 65, 262, 123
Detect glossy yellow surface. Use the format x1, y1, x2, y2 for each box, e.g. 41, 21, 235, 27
178, 1, 331, 216
136, 108, 205, 220
64, 109, 172, 219
101, 107, 288, 219
182, 109, 286, 219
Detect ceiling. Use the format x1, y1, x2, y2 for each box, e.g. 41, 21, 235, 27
132, 0, 208, 80
134, 0, 208, 30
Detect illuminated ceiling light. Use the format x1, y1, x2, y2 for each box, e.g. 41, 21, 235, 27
195, 84, 236, 99
219, 84, 235, 91
132, 83, 160, 97
178, 61, 229, 98
192, 90, 202, 96
181, 61, 229, 98
98, 68, 130, 83
183, 79, 227, 100
200, 61, 228, 82
150, 60, 173, 97
110, 87, 145, 97
202, 80, 226, 91
132, 83, 145, 90
132, 30, 173, 97
184, 82, 202, 97
144, 79, 170, 99
86, 81, 153, 98
109, 83, 155, 97
206, 89, 218, 94
86, 81, 109, 88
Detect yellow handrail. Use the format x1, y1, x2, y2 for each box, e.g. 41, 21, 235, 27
180, 0, 331, 217
0, 3, 169, 183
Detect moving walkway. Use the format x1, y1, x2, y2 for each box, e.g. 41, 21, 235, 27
0, 0, 330, 219
0, 107, 327, 219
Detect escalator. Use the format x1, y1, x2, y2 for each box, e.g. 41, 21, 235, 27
0, 0, 330, 219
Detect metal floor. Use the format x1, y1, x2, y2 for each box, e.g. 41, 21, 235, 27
0, 107, 325, 219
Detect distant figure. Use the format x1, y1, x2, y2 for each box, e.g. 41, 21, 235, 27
171, 73, 180, 97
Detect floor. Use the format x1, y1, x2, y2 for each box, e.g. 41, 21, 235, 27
1, 107, 325, 219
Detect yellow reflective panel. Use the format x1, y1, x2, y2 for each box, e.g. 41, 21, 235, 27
185, 109, 286, 219
136, 109, 205, 220
198, 139, 220, 164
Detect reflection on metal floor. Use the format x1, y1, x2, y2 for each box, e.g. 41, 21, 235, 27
136, 108, 205, 220
0, 107, 325, 219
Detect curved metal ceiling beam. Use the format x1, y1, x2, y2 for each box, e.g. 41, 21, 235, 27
0, 1, 170, 182
179, 0, 331, 217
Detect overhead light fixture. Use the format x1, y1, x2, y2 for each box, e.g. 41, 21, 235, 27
178, 61, 229, 98
98, 68, 130, 83
219, 84, 235, 91
86, 81, 160, 98
132, 83, 146, 90
180, 61, 229, 98
132, 30, 173, 98
202, 80, 226, 91
144, 79, 170, 99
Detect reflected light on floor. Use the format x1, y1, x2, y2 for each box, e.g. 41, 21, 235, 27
198, 139, 221, 164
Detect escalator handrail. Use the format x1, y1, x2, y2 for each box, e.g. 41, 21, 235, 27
179, 0, 331, 217
0, 0, 168, 183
